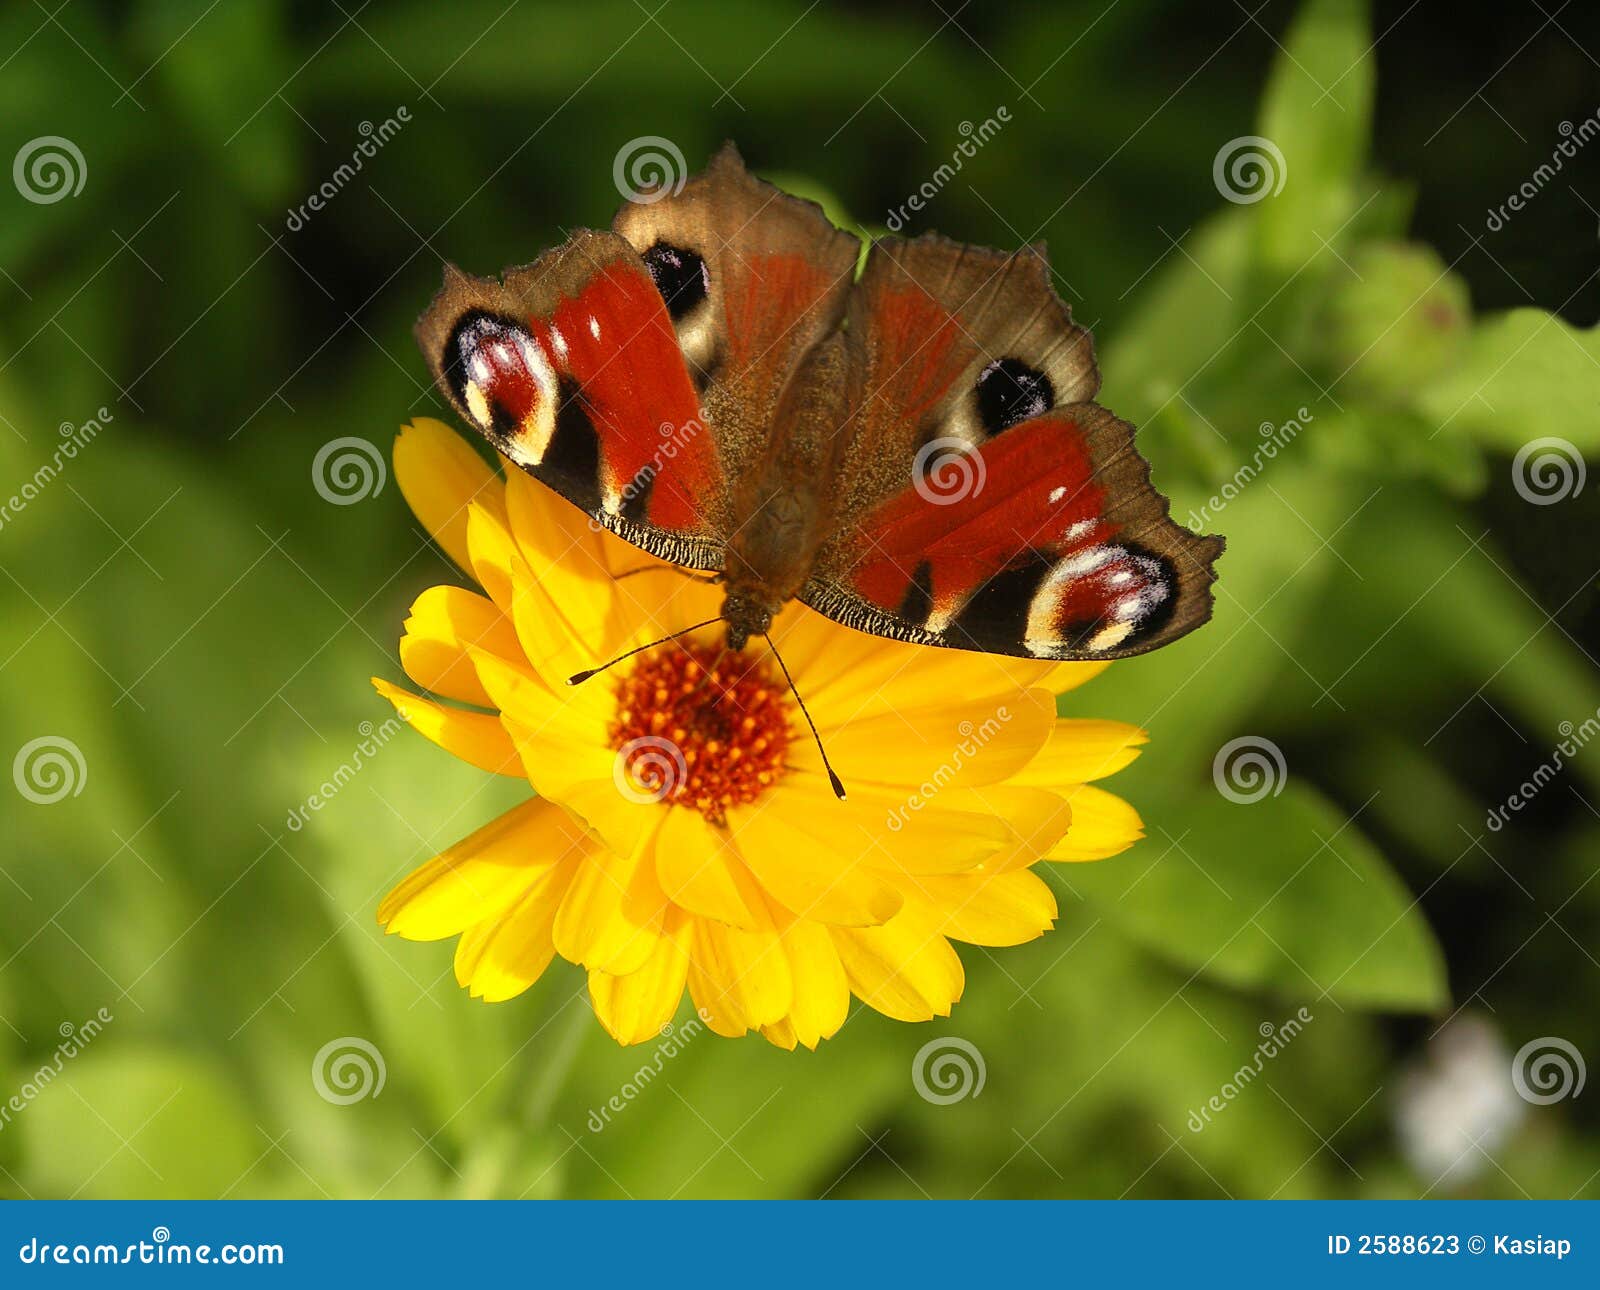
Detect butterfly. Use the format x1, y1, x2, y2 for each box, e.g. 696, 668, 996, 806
415, 143, 1223, 680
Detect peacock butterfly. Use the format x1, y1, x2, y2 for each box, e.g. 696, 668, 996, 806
414, 143, 1223, 680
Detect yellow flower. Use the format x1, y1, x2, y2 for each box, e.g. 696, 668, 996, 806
374, 418, 1148, 1048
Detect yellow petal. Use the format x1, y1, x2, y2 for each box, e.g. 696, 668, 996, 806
760, 1017, 800, 1050
371, 677, 522, 776
1039, 659, 1111, 695
769, 903, 849, 1049
726, 792, 904, 926
831, 904, 965, 1022
399, 585, 526, 707
454, 859, 575, 1002
906, 868, 1058, 946
394, 419, 506, 574
1015, 719, 1147, 785
654, 807, 765, 930
552, 816, 666, 975
848, 783, 1068, 875
379, 796, 586, 939
588, 909, 692, 1045
927, 786, 1074, 873
792, 688, 1057, 791
1045, 784, 1145, 861
687, 915, 791, 1031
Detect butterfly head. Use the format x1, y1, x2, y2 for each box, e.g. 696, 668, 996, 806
718, 588, 774, 653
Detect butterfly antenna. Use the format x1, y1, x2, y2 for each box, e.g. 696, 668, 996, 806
566, 616, 722, 686
764, 632, 846, 801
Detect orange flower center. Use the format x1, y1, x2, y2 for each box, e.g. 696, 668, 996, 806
608, 640, 793, 825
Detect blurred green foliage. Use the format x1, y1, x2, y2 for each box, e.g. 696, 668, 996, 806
1, 0, 1597, 1199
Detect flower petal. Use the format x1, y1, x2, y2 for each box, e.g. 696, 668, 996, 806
552, 815, 667, 975
654, 807, 765, 930
686, 915, 792, 1033
925, 786, 1074, 873
399, 585, 526, 707
906, 868, 1058, 946
726, 792, 904, 927
394, 419, 507, 574
588, 909, 693, 1045
769, 904, 849, 1049
454, 859, 576, 1002
831, 904, 965, 1023
378, 796, 586, 939
1016, 719, 1147, 785
371, 677, 522, 776
1045, 784, 1145, 861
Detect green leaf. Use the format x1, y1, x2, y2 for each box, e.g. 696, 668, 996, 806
1067, 782, 1448, 1011
1418, 309, 1600, 451
1255, 0, 1373, 270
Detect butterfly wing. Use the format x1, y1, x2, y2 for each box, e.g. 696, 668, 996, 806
415, 229, 723, 568
805, 234, 1223, 661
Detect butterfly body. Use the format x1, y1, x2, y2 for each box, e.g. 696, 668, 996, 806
416, 144, 1223, 664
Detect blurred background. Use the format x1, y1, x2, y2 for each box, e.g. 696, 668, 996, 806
2, 0, 1598, 1199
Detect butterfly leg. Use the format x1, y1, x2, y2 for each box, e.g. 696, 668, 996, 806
612, 562, 721, 585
